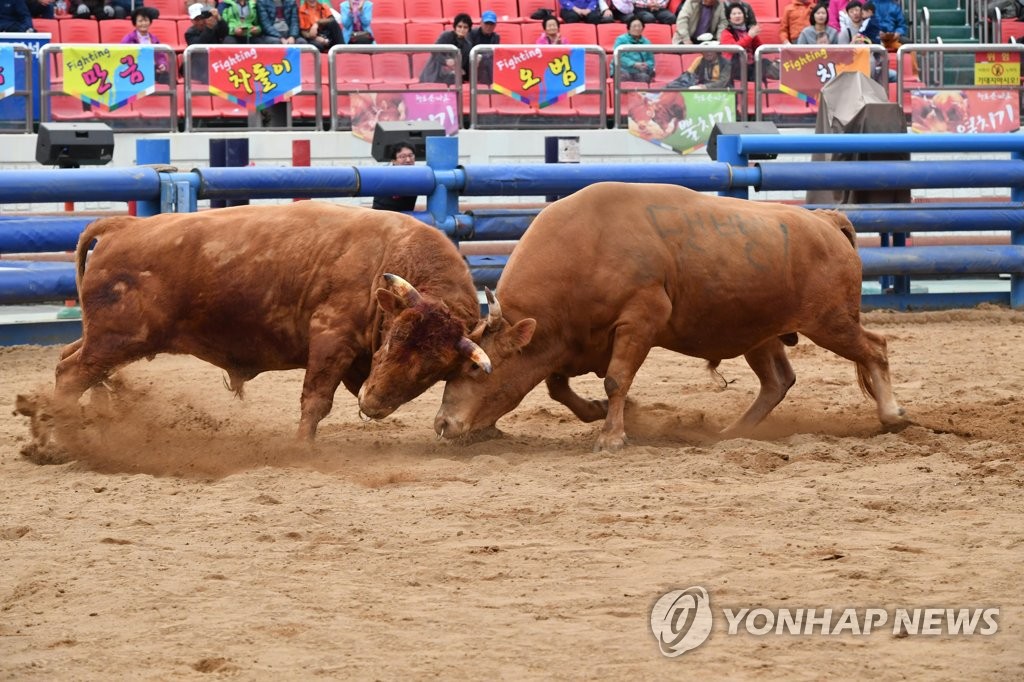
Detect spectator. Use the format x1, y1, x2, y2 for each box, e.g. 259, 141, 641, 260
797, 2, 837, 44
0, 0, 33, 30
667, 32, 732, 89
338, 0, 373, 44
631, 0, 675, 25
256, 0, 303, 45
222, 0, 269, 43
779, 0, 811, 44
27, 0, 54, 20
470, 9, 500, 85
418, 13, 472, 85
860, 2, 881, 44
613, 16, 654, 83
122, 6, 172, 84
536, 15, 568, 44
837, 0, 868, 43
870, 0, 907, 51
74, 0, 125, 19
559, 0, 614, 25
674, 0, 727, 45
298, 0, 343, 51
720, 1, 762, 82
601, 0, 632, 23
184, 3, 227, 83
372, 142, 418, 213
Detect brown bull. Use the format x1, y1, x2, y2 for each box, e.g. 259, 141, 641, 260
434, 182, 906, 450
52, 201, 491, 441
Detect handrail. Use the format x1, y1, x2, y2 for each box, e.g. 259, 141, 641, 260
2, 45, 34, 134
895, 42, 1024, 110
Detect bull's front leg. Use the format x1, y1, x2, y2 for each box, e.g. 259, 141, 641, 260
546, 374, 607, 422
297, 332, 356, 441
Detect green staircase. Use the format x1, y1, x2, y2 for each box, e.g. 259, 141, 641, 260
916, 0, 979, 85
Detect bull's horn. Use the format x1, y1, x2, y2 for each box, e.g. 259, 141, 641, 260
485, 287, 502, 330
383, 273, 422, 307
458, 337, 492, 374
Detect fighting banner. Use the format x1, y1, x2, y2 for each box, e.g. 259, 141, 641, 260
208, 46, 302, 110
625, 90, 735, 155
63, 45, 156, 111
0, 45, 14, 101
910, 89, 1020, 134
351, 91, 459, 142
778, 46, 871, 105
492, 46, 586, 108
974, 51, 1021, 86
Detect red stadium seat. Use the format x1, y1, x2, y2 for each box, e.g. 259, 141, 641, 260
747, 0, 779, 21
98, 19, 133, 43
59, 18, 100, 44
372, 52, 417, 84
485, 0, 519, 24
1003, 21, 1024, 42
32, 18, 61, 41
560, 22, 597, 46
371, 21, 407, 45
146, 0, 188, 20
48, 96, 95, 121
520, 20, 542, 43
570, 91, 608, 117
176, 19, 190, 46
442, 0, 481, 22
758, 20, 781, 45
405, 0, 445, 23
518, 0, 556, 23
373, 0, 408, 22
498, 22, 522, 44
645, 23, 673, 45
405, 21, 445, 44
335, 53, 378, 87
148, 19, 182, 50
652, 53, 686, 84
596, 22, 620, 52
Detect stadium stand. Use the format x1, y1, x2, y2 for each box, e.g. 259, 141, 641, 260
98, 19, 133, 44
59, 18, 100, 43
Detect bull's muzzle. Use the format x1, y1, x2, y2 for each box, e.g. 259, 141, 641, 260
356, 384, 397, 420
433, 412, 467, 439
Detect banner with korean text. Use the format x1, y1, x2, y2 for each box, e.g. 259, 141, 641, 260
0, 45, 15, 100
208, 46, 302, 110
974, 51, 1021, 86
625, 90, 735, 155
910, 89, 1019, 134
62, 45, 155, 110
350, 91, 460, 142
778, 46, 871, 105
492, 46, 586, 108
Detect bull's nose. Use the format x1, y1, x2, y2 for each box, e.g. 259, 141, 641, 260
357, 386, 395, 420
433, 413, 464, 439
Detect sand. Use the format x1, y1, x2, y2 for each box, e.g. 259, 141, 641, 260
2, 307, 1022, 680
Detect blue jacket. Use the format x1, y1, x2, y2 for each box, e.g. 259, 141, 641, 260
871, 0, 908, 38
0, 0, 32, 32
256, 0, 300, 40
339, 0, 372, 44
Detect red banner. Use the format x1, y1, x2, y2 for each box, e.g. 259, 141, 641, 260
778, 47, 871, 105
910, 89, 1020, 134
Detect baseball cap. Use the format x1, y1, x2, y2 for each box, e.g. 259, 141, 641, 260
696, 32, 717, 45
481, 10, 498, 23
188, 3, 211, 20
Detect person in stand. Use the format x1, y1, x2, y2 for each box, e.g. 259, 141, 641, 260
0, 0, 33, 31
613, 16, 654, 83
469, 9, 500, 85
299, 0, 343, 52
122, 6, 172, 84
184, 3, 228, 83
256, 0, 304, 45
720, 1, 763, 83
779, 0, 812, 44
222, 0, 270, 44
674, 0, 727, 45
536, 14, 569, 44
418, 13, 472, 85
338, 0, 373, 44
372, 143, 418, 212
630, 0, 676, 25
797, 2, 838, 44
668, 32, 732, 89
559, 0, 615, 25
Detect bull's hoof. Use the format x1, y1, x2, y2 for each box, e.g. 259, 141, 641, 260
449, 426, 505, 445
20, 442, 73, 466
880, 407, 909, 428
593, 432, 627, 452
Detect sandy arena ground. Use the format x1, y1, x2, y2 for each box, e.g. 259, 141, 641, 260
1, 307, 1022, 680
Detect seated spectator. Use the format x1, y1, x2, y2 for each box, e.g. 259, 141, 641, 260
613, 17, 655, 83
122, 7, 172, 84
257, 0, 304, 45
674, 0, 727, 45
720, 1, 764, 82
631, 0, 675, 25
667, 32, 731, 89
418, 13, 472, 85
299, 0, 343, 51
536, 15, 569, 44
837, 0, 867, 41
0, 0, 33, 31
184, 3, 228, 82
27, 0, 54, 20
74, 0, 126, 20
222, 0, 270, 43
797, 2, 838, 44
779, 0, 811, 44
560, 0, 614, 25
372, 142, 418, 213
338, 0, 373, 45
470, 10, 500, 85
601, 0, 632, 23
870, 0, 906, 52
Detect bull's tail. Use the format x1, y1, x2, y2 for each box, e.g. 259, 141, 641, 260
74, 217, 135, 299
814, 209, 857, 250
855, 363, 876, 401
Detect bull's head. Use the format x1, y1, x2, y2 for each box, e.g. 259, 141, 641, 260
433, 288, 538, 440
357, 274, 491, 419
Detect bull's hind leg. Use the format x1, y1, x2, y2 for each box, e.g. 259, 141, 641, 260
803, 322, 905, 426
546, 374, 607, 422
720, 338, 796, 437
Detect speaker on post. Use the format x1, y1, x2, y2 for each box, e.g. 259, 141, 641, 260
35, 122, 114, 168
706, 121, 780, 161
370, 121, 445, 163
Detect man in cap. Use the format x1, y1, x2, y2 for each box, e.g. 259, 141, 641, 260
185, 3, 228, 83
469, 9, 501, 85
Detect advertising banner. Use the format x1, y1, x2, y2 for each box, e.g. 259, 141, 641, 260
910, 89, 1020, 134
778, 47, 871, 105
208, 45, 302, 110
974, 51, 1020, 86
63, 45, 156, 110
492, 46, 587, 108
351, 91, 460, 142
0, 45, 14, 100
625, 90, 735, 155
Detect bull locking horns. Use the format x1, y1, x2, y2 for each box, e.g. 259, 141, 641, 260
457, 337, 492, 374
485, 287, 502, 330
383, 273, 423, 308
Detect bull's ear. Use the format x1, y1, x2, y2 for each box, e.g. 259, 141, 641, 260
509, 318, 536, 350
376, 288, 405, 316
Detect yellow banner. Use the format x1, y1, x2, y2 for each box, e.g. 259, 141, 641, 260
63, 45, 156, 110
974, 52, 1021, 86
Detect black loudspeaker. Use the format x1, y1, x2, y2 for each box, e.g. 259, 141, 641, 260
35, 122, 114, 168
706, 121, 780, 161
370, 121, 445, 162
